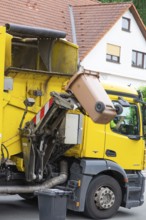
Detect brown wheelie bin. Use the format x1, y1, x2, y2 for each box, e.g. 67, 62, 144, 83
65, 69, 116, 124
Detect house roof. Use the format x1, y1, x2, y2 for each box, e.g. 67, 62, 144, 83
0, 0, 99, 42
73, 2, 146, 60
0, 1, 145, 61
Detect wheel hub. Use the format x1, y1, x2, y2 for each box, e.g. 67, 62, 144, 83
94, 187, 115, 209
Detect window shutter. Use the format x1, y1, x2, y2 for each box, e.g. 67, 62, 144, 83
106, 44, 121, 56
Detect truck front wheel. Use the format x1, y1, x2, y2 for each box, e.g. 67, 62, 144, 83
84, 175, 122, 219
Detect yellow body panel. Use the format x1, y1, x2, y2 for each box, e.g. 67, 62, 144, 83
65, 116, 106, 158
103, 82, 138, 96
0, 27, 6, 156
2, 73, 70, 157
5, 33, 12, 69
51, 40, 78, 74
144, 148, 146, 169
81, 117, 106, 158
104, 121, 144, 170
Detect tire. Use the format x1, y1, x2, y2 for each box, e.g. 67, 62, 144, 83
84, 175, 122, 219
95, 101, 105, 113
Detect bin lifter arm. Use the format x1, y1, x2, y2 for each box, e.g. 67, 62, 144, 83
21, 92, 78, 182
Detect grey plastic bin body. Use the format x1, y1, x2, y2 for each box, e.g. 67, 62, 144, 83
37, 189, 68, 220
65, 70, 116, 124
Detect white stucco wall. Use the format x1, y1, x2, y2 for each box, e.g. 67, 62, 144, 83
81, 10, 146, 88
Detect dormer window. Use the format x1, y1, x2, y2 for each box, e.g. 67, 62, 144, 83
122, 17, 131, 32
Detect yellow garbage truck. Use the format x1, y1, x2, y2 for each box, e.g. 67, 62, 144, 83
0, 24, 146, 219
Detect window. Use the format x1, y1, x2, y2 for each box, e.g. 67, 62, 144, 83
106, 44, 121, 63
122, 17, 131, 32
132, 50, 146, 69
111, 102, 139, 136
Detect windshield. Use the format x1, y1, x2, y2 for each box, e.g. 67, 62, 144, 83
142, 105, 146, 135
110, 103, 139, 136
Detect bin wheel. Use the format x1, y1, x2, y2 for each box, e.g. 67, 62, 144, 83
84, 175, 122, 219
114, 104, 123, 115
95, 102, 105, 113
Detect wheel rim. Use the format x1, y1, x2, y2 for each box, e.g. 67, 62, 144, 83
94, 187, 115, 210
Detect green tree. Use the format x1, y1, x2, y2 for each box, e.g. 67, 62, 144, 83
139, 87, 146, 102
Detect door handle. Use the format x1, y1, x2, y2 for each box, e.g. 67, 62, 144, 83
106, 149, 116, 157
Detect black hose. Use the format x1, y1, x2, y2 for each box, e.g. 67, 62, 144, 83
1, 144, 9, 162
0, 160, 68, 194
5, 23, 66, 39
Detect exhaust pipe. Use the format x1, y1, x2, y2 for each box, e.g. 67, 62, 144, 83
0, 161, 68, 194
5, 23, 66, 39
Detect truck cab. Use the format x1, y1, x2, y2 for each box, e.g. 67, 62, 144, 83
65, 82, 146, 219
66, 83, 146, 171
104, 83, 145, 170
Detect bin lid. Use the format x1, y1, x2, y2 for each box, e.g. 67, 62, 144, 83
65, 69, 99, 92
36, 188, 72, 197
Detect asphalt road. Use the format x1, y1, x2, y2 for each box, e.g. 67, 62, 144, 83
0, 182, 145, 220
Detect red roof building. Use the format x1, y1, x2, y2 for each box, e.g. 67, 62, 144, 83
1, 0, 146, 86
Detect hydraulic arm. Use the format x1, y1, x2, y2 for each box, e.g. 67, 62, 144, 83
21, 92, 78, 182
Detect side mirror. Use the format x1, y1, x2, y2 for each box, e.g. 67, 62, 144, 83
142, 105, 146, 125
128, 135, 140, 140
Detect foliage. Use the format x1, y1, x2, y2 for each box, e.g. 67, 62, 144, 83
139, 87, 146, 102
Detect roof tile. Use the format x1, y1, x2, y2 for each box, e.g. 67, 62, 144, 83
0, 0, 99, 41
73, 3, 146, 59
0, 1, 145, 60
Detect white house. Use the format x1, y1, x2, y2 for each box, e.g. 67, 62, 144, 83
73, 2, 146, 88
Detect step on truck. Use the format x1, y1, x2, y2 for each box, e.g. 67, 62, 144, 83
0, 24, 146, 219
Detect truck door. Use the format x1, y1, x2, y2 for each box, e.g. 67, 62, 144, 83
104, 102, 145, 170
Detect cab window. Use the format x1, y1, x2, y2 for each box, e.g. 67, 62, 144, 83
110, 103, 139, 135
